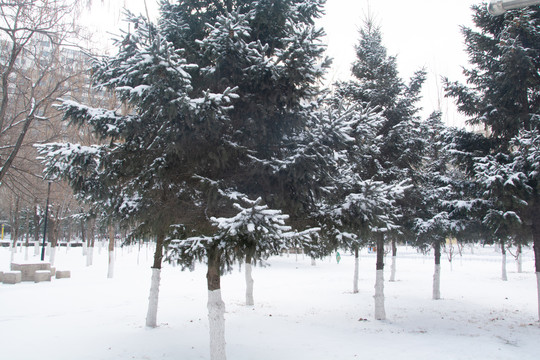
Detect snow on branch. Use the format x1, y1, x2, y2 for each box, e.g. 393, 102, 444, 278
210, 197, 291, 240
35, 142, 103, 181
55, 99, 133, 140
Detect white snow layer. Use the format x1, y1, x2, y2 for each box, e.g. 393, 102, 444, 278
0, 245, 539, 359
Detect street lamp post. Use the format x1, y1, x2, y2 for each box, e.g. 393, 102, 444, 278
40, 181, 51, 261
488, 0, 540, 15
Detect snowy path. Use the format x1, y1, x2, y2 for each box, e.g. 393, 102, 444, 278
0, 244, 538, 359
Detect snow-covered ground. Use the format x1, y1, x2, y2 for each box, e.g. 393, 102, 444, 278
1, 242, 538, 360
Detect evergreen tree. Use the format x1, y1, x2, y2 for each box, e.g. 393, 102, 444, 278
36, 11, 210, 326
414, 112, 469, 299
40, 1, 330, 358
334, 18, 425, 319
445, 4, 540, 319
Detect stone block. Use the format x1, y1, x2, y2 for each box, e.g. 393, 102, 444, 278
34, 270, 52, 283
3, 271, 22, 284
50, 267, 56, 277
11, 262, 51, 281
0, 271, 3, 282
55, 270, 71, 279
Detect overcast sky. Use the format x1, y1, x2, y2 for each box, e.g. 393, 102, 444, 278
84, 0, 482, 126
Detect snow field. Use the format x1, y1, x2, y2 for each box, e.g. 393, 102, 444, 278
0, 244, 539, 360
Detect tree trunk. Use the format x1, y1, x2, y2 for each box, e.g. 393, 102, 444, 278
517, 243, 523, 274
433, 240, 441, 300
311, 257, 316, 266
245, 252, 255, 306
532, 209, 540, 322
10, 197, 20, 263
33, 203, 40, 244
49, 210, 60, 266
501, 240, 508, 281
374, 233, 386, 320
207, 245, 226, 360
353, 246, 359, 294
108, 225, 115, 279
24, 210, 30, 260
49, 218, 57, 266
146, 233, 164, 328
389, 238, 397, 282
81, 218, 87, 256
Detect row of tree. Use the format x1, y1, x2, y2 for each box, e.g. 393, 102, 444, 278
3, 1, 539, 359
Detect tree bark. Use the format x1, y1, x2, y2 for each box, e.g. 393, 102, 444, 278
81, 218, 87, 256
146, 233, 164, 328
353, 246, 359, 294
49, 209, 60, 266
532, 209, 540, 322
389, 238, 397, 282
374, 233, 386, 320
10, 197, 20, 263
516, 243, 523, 273
0, 115, 34, 184
49, 218, 57, 266
207, 245, 226, 360
24, 210, 30, 260
108, 225, 115, 279
433, 240, 441, 300
501, 239, 508, 281
245, 252, 255, 306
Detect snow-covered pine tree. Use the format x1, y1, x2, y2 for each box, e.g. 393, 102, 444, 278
445, 5, 540, 312
162, 1, 329, 358
475, 153, 530, 281
169, 193, 292, 358
36, 10, 225, 328
41, 0, 330, 353
414, 112, 467, 299
506, 125, 540, 320
334, 18, 425, 318
315, 100, 386, 294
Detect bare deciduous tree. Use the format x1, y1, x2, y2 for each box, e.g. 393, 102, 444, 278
0, 0, 83, 184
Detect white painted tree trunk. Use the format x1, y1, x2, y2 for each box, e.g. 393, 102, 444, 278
49, 246, 57, 266
433, 264, 441, 300
536, 272, 540, 322
10, 245, 16, 263
502, 253, 508, 281
108, 226, 115, 279
311, 257, 316, 266
82, 241, 87, 256
389, 256, 397, 282
208, 289, 227, 360
245, 263, 254, 306
146, 268, 161, 328
86, 247, 94, 266
353, 253, 359, 294
34, 242, 39, 256
24, 245, 28, 261
517, 251, 523, 273
108, 250, 114, 278
374, 269, 386, 320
